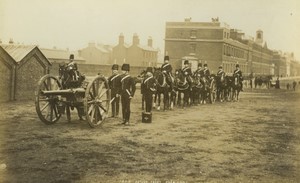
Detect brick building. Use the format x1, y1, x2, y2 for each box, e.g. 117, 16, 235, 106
79, 43, 112, 65
41, 48, 85, 65
164, 18, 280, 76
112, 33, 158, 67
0, 43, 51, 101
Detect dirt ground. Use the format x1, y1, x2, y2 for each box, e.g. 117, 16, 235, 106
0, 88, 299, 183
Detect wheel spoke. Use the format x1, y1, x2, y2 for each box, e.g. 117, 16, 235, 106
98, 89, 107, 99
40, 102, 50, 112
50, 102, 53, 122
98, 104, 107, 113
88, 104, 94, 115
89, 91, 95, 100
91, 106, 96, 122
97, 82, 104, 96
43, 81, 49, 91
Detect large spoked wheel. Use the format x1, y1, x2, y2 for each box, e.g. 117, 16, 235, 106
84, 75, 110, 128
35, 74, 62, 124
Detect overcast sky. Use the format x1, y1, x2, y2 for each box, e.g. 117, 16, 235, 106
0, 0, 300, 59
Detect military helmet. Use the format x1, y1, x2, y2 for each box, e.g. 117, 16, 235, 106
146, 67, 153, 73
112, 64, 119, 70
121, 64, 130, 71
164, 56, 169, 61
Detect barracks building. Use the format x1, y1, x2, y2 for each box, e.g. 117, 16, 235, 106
165, 18, 300, 77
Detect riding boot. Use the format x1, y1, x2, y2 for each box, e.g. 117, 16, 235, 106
241, 83, 243, 91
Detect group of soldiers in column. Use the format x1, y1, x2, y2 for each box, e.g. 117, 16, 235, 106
107, 56, 243, 125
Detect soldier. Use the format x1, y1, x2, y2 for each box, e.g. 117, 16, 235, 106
194, 63, 204, 77
182, 60, 193, 92
161, 56, 174, 83
161, 56, 172, 75
217, 65, 225, 78
142, 67, 157, 113
233, 64, 243, 91
182, 60, 192, 76
203, 63, 211, 80
120, 64, 136, 125
108, 64, 121, 118
67, 54, 79, 80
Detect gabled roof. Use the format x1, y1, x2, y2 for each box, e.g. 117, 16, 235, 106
0, 44, 36, 62
137, 45, 158, 52
41, 48, 85, 61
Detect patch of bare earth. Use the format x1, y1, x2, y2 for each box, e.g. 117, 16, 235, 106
0, 88, 299, 183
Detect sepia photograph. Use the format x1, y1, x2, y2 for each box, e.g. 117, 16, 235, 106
0, 0, 299, 182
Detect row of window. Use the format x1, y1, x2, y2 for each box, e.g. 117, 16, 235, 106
222, 63, 247, 74
223, 32, 230, 39
143, 51, 156, 59
223, 44, 246, 59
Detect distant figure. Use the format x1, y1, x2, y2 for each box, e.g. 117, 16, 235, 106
250, 78, 253, 89
275, 78, 280, 89
292, 81, 297, 91
287, 83, 290, 90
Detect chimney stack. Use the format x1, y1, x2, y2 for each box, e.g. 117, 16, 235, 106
9, 38, 14, 44
132, 33, 139, 45
147, 36, 153, 47
119, 33, 124, 45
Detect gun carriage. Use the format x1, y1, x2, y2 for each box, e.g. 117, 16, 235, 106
35, 64, 110, 128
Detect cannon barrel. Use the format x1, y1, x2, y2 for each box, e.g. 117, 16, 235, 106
41, 88, 86, 95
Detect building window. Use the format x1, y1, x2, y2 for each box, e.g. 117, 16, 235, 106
190, 43, 196, 53
190, 30, 196, 38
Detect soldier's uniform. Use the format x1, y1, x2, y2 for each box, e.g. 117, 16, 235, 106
64, 54, 85, 89
182, 60, 192, 76
203, 64, 211, 80
217, 66, 225, 78
182, 60, 193, 90
108, 64, 121, 117
120, 64, 136, 125
161, 56, 174, 84
141, 67, 157, 113
194, 63, 204, 77
161, 56, 172, 73
233, 64, 243, 91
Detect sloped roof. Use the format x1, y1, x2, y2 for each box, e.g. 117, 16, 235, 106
94, 44, 109, 53
0, 44, 36, 62
137, 45, 158, 52
41, 48, 85, 61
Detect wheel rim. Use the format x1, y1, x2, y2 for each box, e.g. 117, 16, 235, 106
85, 76, 110, 128
35, 75, 62, 124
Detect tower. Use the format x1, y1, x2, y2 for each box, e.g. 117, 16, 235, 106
255, 30, 263, 45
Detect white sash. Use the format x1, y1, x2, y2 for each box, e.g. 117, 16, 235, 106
121, 74, 130, 82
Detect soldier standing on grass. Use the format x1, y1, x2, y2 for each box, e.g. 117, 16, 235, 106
120, 64, 136, 125
141, 67, 157, 113
108, 64, 121, 118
